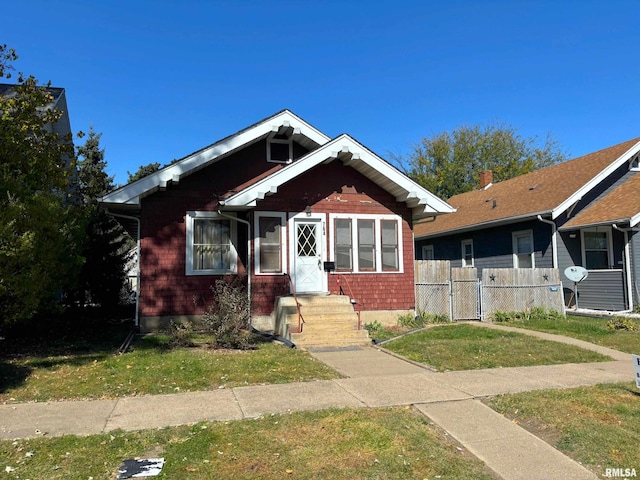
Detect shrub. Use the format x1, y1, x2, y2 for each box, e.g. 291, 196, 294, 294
606, 316, 639, 331
492, 308, 563, 323
168, 320, 195, 348
202, 277, 254, 350
398, 312, 450, 328
364, 320, 383, 335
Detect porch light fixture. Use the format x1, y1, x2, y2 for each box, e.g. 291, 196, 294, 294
305, 205, 311, 216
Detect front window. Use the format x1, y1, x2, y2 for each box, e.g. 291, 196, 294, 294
461, 239, 474, 267
256, 214, 285, 273
513, 230, 534, 268
186, 212, 238, 275
583, 229, 611, 270
330, 214, 403, 273
422, 244, 434, 260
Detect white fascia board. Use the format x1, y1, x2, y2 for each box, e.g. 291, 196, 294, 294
223, 134, 455, 214
551, 140, 640, 220
100, 110, 331, 206
630, 211, 640, 227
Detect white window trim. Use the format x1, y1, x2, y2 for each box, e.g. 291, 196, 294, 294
581, 227, 613, 270
512, 229, 535, 268
267, 137, 293, 164
461, 239, 474, 267
422, 244, 434, 260
185, 211, 238, 276
630, 155, 640, 171
328, 213, 404, 274
254, 211, 287, 275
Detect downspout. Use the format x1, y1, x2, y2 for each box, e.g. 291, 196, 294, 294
108, 212, 141, 330
537, 215, 558, 268
216, 204, 252, 323
613, 223, 634, 312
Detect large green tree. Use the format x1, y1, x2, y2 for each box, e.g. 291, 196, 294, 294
74, 127, 131, 309
400, 122, 567, 199
0, 45, 82, 326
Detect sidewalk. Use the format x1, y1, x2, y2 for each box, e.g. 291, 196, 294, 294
0, 328, 635, 480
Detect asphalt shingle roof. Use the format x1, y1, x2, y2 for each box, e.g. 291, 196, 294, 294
415, 137, 640, 238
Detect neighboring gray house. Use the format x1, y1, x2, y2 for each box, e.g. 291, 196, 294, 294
415, 138, 640, 312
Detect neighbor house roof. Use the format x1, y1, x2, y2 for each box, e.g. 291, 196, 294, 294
415, 137, 640, 239
220, 133, 455, 218
561, 173, 640, 229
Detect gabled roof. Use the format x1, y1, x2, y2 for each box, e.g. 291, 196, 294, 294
100, 109, 331, 207
415, 137, 640, 239
220, 134, 455, 218
560, 173, 640, 229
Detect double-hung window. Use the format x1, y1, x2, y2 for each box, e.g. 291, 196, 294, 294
513, 230, 534, 268
186, 212, 238, 275
461, 239, 474, 267
582, 229, 611, 270
330, 214, 402, 273
255, 212, 286, 274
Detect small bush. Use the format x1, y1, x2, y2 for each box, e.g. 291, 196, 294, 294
606, 316, 639, 331
202, 277, 254, 350
398, 312, 450, 328
168, 320, 195, 348
364, 320, 383, 335
492, 308, 563, 323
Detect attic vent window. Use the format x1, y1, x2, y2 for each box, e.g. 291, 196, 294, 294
631, 155, 640, 171
267, 137, 293, 164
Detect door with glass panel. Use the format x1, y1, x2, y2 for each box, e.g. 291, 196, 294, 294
293, 219, 324, 293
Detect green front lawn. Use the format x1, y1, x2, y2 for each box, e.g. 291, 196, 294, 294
381, 324, 611, 371
489, 383, 640, 477
0, 407, 498, 480
0, 332, 339, 403
498, 314, 640, 354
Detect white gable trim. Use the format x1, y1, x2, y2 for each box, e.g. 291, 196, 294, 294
630, 211, 640, 228
220, 134, 455, 218
100, 110, 331, 206
552, 140, 640, 220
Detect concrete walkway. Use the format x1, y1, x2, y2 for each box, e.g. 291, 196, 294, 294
0, 326, 635, 480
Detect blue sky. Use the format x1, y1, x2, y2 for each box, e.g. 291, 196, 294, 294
3, 0, 639, 185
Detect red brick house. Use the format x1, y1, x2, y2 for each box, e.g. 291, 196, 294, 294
101, 111, 453, 341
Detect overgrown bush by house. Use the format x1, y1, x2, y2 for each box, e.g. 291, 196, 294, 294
202, 277, 254, 350
606, 316, 639, 331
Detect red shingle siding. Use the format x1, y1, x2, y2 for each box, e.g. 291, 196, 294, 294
139, 152, 416, 319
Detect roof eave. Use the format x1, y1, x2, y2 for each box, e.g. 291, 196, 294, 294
415, 210, 553, 240
551, 140, 640, 220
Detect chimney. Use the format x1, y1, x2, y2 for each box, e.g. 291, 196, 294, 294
479, 170, 493, 189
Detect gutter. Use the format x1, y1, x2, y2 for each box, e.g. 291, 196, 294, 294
537, 215, 558, 268
216, 203, 253, 323
108, 211, 141, 329
612, 223, 634, 312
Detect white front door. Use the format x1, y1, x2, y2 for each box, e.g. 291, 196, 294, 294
292, 217, 325, 293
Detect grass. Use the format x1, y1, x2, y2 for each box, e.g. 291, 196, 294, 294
496, 314, 640, 354
489, 383, 640, 477
0, 407, 498, 480
0, 328, 339, 403
381, 324, 611, 371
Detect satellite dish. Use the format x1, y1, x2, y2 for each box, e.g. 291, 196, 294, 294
564, 266, 588, 283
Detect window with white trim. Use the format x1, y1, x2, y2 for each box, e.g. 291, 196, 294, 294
582, 229, 611, 270
267, 136, 292, 163
630, 155, 639, 171
186, 211, 238, 275
422, 245, 434, 260
255, 212, 286, 274
513, 230, 534, 268
461, 239, 474, 267
330, 214, 403, 273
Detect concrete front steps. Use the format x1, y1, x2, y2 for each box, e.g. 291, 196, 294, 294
275, 294, 370, 349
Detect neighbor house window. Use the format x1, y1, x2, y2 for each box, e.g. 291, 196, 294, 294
461, 239, 474, 267
255, 212, 286, 274
513, 230, 534, 268
582, 229, 611, 270
422, 245, 434, 260
186, 211, 238, 275
630, 156, 639, 171
330, 214, 403, 273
